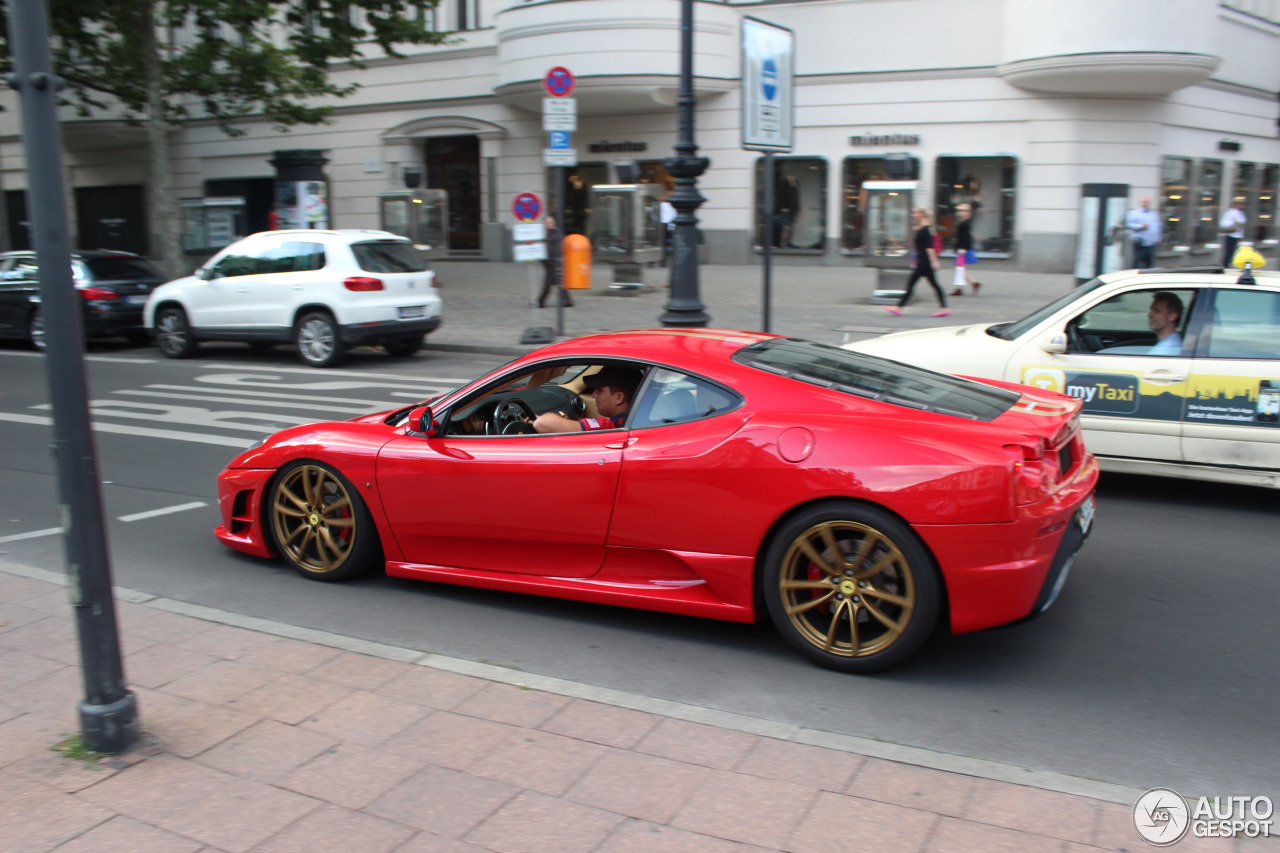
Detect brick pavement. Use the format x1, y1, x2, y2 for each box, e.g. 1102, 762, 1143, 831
7, 562, 1275, 853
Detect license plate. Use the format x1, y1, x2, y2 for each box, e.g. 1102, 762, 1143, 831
125, 294, 149, 305
398, 305, 426, 319
1077, 494, 1095, 534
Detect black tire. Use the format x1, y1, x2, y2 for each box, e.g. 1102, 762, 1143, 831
384, 334, 424, 357
267, 460, 380, 581
294, 311, 346, 368
763, 502, 941, 674
28, 309, 46, 351
154, 306, 198, 358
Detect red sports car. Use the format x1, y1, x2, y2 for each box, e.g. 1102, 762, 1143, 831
215, 329, 1098, 673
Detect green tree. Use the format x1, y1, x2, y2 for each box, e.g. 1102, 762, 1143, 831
2, 0, 450, 273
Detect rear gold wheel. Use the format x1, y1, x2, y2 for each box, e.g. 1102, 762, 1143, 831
269, 461, 377, 581
765, 504, 939, 673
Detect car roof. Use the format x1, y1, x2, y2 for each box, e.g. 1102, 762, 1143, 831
1097, 266, 1280, 289
252, 229, 409, 243
529, 328, 779, 373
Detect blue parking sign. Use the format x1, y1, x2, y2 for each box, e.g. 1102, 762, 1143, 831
548, 130, 571, 150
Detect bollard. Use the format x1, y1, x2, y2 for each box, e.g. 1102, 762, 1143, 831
563, 234, 592, 290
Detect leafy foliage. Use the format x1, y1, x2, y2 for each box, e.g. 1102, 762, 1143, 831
2, 0, 450, 133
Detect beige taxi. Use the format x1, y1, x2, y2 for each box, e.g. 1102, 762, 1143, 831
845, 265, 1280, 489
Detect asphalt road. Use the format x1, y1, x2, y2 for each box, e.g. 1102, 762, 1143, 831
2, 340, 1277, 800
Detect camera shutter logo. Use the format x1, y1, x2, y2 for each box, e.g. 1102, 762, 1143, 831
1134, 788, 1191, 845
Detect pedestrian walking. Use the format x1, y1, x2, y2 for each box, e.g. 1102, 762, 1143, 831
950, 202, 981, 296
1124, 196, 1162, 269
1219, 198, 1247, 267
885, 207, 949, 317
537, 215, 573, 308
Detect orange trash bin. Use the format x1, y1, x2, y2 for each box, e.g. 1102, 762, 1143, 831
562, 233, 591, 290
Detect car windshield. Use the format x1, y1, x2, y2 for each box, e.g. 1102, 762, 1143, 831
83, 256, 163, 281
352, 241, 427, 273
734, 338, 1020, 422
991, 277, 1108, 340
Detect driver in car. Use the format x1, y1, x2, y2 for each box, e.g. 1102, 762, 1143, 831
1147, 291, 1183, 355
532, 366, 642, 433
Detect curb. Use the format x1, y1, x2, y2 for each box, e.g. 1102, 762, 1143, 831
3, 559, 1145, 809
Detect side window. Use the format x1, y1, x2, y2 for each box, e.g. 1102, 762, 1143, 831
630, 368, 739, 428
260, 241, 325, 274
4, 258, 39, 281
210, 246, 266, 278
1068, 288, 1196, 356
1205, 289, 1280, 360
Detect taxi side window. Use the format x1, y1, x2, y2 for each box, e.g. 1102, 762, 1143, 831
1068, 288, 1196, 355
629, 368, 740, 428
1205, 290, 1280, 360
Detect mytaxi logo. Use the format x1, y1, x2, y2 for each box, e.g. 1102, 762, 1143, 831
1022, 367, 1065, 394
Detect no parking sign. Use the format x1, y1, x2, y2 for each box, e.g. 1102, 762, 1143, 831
511, 192, 542, 222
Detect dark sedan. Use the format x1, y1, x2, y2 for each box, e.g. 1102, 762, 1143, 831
0, 249, 167, 349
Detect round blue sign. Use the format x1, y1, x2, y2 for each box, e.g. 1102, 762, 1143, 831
512, 192, 542, 222
544, 66, 575, 97
761, 57, 778, 102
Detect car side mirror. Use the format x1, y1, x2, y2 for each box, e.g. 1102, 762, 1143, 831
1040, 333, 1067, 354
198, 267, 214, 281
407, 405, 438, 437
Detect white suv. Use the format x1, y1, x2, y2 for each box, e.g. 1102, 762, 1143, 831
145, 230, 442, 367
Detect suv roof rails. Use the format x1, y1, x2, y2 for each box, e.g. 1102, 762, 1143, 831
1137, 265, 1224, 274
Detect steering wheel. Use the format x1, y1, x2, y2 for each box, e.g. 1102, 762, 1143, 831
1066, 322, 1087, 354
491, 397, 537, 435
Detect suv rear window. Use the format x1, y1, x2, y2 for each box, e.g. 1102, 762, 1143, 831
734, 338, 1020, 422
352, 241, 427, 273
83, 256, 163, 281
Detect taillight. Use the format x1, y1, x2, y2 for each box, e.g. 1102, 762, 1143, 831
79, 286, 119, 300
1004, 440, 1057, 505
343, 277, 384, 291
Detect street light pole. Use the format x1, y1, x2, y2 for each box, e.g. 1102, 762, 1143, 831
660, 0, 711, 327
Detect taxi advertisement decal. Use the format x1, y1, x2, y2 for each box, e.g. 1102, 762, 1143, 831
1021, 367, 1280, 429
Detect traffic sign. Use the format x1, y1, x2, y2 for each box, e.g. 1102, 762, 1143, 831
544, 66, 575, 97
511, 192, 541, 222
542, 98, 577, 132
544, 149, 578, 167
548, 131, 571, 150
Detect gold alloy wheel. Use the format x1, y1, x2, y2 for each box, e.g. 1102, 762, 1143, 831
777, 520, 917, 658
271, 464, 357, 574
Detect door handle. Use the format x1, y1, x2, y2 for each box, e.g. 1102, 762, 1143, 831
1142, 371, 1185, 383
602, 438, 638, 449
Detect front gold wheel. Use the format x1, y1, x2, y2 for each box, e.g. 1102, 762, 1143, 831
270, 462, 376, 580
765, 505, 939, 673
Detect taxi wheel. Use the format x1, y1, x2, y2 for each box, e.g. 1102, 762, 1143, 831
268, 461, 379, 581
295, 311, 346, 368
764, 503, 940, 674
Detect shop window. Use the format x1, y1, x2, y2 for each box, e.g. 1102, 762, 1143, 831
934, 156, 1016, 254
753, 157, 828, 252
840, 156, 919, 252
546, 163, 609, 237
1160, 157, 1193, 249
1193, 159, 1223, 250
1258, 164, 1278, 247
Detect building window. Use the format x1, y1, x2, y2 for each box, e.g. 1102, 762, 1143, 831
456, 0, 481, 30
841, 156, 919, 252
1258, 164, 1278, 247
934, 156, 1016, 254
754, 157, 828, 252
1160, 156, 1193, 249
1193, 159, 1223, 250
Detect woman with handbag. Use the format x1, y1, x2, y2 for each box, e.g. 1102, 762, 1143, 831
950, 203, 981, 296
885, 207, 949, 317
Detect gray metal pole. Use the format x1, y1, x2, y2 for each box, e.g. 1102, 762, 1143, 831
5, 0, 140, 753
660, 0, 711, 327
762, 152, 774, 334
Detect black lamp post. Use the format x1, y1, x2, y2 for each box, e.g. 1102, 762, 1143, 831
660, 0, 711, 327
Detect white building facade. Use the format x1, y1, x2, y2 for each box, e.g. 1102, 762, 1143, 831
2, 0, 1278, 272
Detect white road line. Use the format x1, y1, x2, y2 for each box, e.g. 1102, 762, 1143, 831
0, 412, 257, 448
87, 356, 158, 364
116, 389, 375, 414
118, 501, 208, 522
0, 350, 42, 359
0, 527, 63, 544
141, 384, 417, 407
204, 363, 471, 383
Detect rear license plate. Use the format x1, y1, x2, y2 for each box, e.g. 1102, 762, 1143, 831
1077, 494, 1095, 534
124, 294, 149, 305
398, 305, 426, 319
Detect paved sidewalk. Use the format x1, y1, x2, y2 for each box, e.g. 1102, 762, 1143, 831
422, 259, 1077, 355
6, 562, 1268, 853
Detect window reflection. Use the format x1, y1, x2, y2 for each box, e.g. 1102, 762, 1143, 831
754, 157, 828, 251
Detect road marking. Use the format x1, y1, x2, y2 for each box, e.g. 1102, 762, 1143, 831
204, 363, 472, 383
87, 356, 158, 364
0, 527, 63, 543
139, 384, 408, 407
0, 412, 257, 447
118, 501, 208, 522
0, 350, 42, 359
116, 390, 375, 414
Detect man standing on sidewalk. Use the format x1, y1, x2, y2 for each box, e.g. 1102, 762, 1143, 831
1124, 196, 1162, 269
1219, 198, 1247, 268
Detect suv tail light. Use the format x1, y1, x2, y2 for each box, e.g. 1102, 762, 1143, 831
79, 286, 119, 300
343, 277, 384, 291
1004, 439, 1059, 505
